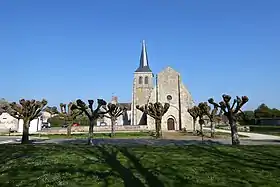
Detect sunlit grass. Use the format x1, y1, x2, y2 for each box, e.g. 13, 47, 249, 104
0, 144, 280, 186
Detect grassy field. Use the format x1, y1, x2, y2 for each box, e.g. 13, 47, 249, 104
0, 144, 280, 187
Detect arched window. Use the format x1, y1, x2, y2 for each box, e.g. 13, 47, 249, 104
144, 76, 149, 84
139, 76, 143, 84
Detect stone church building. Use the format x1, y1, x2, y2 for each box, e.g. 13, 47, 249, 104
131, 41, 194, 131
97, 41, 195, 131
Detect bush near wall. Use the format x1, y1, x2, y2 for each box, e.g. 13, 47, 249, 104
249, 125, 280, 133
48, 116, 90, 127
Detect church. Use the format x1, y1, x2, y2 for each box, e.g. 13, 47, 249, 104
130, 40, 195, 131
97, 41, 195, 131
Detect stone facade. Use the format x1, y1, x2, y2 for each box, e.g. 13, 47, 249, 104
132, 67, 195, 131
131, 71, 154, 126
147, 67, 194, 131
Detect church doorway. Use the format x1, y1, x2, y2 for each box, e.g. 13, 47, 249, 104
167, 118, 175, 130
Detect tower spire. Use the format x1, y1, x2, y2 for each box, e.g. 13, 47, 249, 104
135, 40, 152, 72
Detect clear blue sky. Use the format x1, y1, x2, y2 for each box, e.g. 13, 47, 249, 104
0, 0, 279, 110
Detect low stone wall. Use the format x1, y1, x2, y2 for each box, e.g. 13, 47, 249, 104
217, 126, 250, 132
0, 128, 11, 133
39, 125, 149, 134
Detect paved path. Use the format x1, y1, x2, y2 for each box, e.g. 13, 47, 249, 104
0, 136, 21, 144
203, 128, 280, 140
0, 136, 48, 144
2, 129, 280, 145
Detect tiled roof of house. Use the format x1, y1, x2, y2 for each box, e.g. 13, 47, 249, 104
119, 103, 132, 110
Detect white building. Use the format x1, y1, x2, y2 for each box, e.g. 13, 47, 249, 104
0, 111, 51, 133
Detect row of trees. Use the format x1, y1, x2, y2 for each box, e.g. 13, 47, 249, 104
0, 99, 127, 144
187, 94, 249, 145
194, 104, 280, 126
0, 97, 171, 144
0, 94, 249, 145
254, 104, 280, 118
232, 104, 280, 126
236, 104, 280, 125
135, 94, 249, 145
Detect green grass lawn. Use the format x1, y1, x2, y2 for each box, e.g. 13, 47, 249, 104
31, 132, 151, 139
0, 144, 280, 187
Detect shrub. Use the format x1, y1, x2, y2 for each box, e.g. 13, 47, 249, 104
249, 125, 280, 133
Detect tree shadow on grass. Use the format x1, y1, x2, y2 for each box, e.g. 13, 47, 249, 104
1, 144, 280, 187
0, 144, 177, 187
0, 144, 117, 186
78, 145, 172, 187
118, 147, 165, 187
55, 138, 224, 147
95, 145, 145, 187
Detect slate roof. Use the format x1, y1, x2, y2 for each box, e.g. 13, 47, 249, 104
135, 40, 152, 72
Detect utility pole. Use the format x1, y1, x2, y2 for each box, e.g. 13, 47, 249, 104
178, 74, 182, 131
156, 74, 159, 102
132, 78, 135, 125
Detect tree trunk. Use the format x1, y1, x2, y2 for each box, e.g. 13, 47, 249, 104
155, 119, 162, 138
200, 124, 204, 141
67, 122, 72, 137
110, 118, 115, 137
87, 119, 95, 145
193, 118, 196, 133
229, 118, 240, 145
21, 119, 30, 144
210, 121, 215, 138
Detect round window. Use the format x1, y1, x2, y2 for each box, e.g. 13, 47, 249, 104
167, 95, 172, 101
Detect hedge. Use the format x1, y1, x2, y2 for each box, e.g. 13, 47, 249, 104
249, 125, 280, 132
48, 116, 90, 127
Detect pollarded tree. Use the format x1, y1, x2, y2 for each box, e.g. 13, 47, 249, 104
71, 99, 107, 144
4, 99, 47, 144
136, 102, 170, 138
59, 103, 83, 136
103, 103, 124, 137
188, 106, 200, 133
202, 102, 221, 138
46, 103, 82, 136
216, 109, 223, 126
208, 94, 249, 145
0, 98, 9, 115
197, 102, 209, 141
44, 106, 59, 116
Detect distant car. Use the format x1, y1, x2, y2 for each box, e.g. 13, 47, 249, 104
42, 122, 51, 129
61, 123, 68, 128
72, 123, 80, 127
61, 123, 80, 128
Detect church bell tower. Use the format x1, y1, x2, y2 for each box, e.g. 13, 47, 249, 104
131, 40, 154, 125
